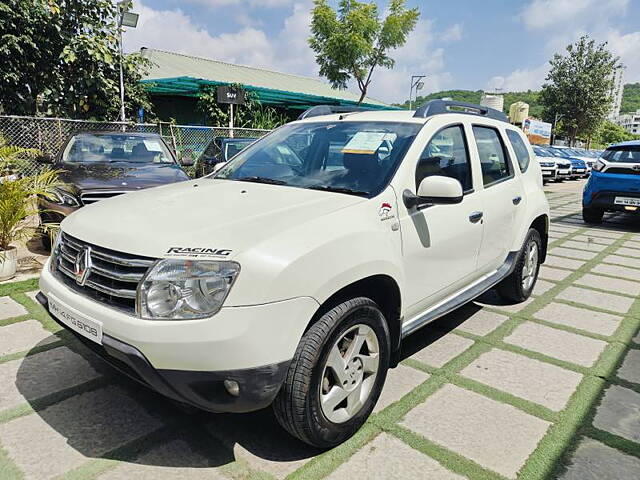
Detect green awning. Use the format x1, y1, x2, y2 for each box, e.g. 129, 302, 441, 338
142, 77, 391, 111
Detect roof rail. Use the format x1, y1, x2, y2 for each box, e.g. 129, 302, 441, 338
414, 99, 508, 123
297, 105, 376, 120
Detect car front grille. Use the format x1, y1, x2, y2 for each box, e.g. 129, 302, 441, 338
53, 232, 155, 313
80, 190, 129, 206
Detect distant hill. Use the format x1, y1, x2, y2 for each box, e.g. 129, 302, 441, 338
396, 84, 639, 118
621, 83, 640, 114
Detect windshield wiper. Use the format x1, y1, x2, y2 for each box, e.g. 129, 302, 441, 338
307, 185, 370, 196
236, 176, 288, 185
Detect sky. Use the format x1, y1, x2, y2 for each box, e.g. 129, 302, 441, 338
124, 0, 640, 104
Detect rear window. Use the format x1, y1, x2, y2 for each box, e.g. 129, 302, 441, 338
506, 129, 531, 172
602, 145, 640, 163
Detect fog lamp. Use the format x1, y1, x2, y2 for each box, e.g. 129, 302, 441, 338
224, 379, 240, 397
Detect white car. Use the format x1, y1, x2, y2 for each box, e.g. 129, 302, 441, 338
38, 100, 550, 448
533, 146, 570, 181
536, 157, 557, 182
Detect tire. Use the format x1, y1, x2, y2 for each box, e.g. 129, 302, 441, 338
40, 229, 52, 251
496, 228, 542, 303
273, 297, 390, 448
582, 207, 604, 224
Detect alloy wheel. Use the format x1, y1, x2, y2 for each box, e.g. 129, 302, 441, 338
319, 324, 380, 423
521, 239, 539, 291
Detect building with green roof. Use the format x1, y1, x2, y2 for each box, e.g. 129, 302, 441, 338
139, 48, 389, 125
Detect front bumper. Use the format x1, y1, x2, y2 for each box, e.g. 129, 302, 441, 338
39, 264, 320, 412
583, 170, 640, 211
541, 168, 557, 178
38, 291, 288, 412
584, 191, 640, 212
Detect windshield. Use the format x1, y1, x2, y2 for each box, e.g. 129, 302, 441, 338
62, 134, 174, 164
602, 145, 640, 163
224, 139, 255, 160
214, 121, 422, 197
533, 146, 549, 156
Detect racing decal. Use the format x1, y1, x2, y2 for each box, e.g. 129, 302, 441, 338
379, 202, 395, 221
165, 247, 233, 258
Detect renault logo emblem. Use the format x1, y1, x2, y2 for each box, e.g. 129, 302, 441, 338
74, 247, 92, 286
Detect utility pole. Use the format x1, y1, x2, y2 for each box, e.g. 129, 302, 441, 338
116, 1, 139, 124
408, 75, 426, 110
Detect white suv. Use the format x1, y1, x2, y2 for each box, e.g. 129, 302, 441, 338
38, 100, 549, 448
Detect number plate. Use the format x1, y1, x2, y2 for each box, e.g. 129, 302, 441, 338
49, 297, 103, 343
614, 197, 640, 207
542, 171, 553, 176
575, 169, 585, 173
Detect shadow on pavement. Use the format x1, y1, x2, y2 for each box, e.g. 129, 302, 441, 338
15, 336, 320, 470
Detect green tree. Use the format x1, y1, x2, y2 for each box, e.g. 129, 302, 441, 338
621, 82, 640, 114
309, 0, 419, 104
539, 35, 620, 146
0, 0, 152, 120
594, 120, 640, 146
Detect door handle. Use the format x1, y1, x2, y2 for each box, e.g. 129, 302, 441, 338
469, 211, 483, 223
512, 196, 522, 205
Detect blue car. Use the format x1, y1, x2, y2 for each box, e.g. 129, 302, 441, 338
547, 147, 588, 179
583, 140, 640, 223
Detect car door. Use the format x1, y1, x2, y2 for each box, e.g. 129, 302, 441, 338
470, 124, 520, 273
398, 123, 484, 319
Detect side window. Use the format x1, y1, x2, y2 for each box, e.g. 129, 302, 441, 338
472, 126, 512, 187
506, 129, 531, 172
416, 125, 472, 192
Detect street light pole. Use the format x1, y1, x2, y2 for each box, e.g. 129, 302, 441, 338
118, 13, 126, 123
408, 75, 426, 110
116, 1, 139, 124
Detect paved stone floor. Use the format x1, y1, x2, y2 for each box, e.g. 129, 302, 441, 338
0, 179, 639, 479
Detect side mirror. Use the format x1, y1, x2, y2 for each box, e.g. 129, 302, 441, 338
403, 176, 463, 209
179, 153, 195, 167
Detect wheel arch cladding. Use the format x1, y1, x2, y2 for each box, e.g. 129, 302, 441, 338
307, 274, 402, 356
530, 214, 549, 263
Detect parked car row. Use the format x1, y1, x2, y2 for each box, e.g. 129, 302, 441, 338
533, 145, 598, 183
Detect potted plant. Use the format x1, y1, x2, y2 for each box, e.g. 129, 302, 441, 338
0, 138, 61, 281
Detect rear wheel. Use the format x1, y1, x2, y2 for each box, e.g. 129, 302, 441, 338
496, 228, 541, 303
273, 297, 390, 448
582, 207, 604, 224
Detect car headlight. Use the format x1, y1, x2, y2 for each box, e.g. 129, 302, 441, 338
52, 188, 80, 207
592, 159, 606, 172
137, 259, 240, 320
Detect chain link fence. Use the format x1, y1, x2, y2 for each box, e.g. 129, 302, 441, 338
0, 115, 270, 177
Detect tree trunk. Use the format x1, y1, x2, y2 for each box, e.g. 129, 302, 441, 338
357, 87, 367, 106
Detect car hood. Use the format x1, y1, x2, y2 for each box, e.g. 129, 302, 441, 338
61, 179, 365, 259
57, 162, 189, 192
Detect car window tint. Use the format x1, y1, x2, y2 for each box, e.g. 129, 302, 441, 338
416, 125, 472, 192
506, 129, 531, 172
472, 126, 512, 186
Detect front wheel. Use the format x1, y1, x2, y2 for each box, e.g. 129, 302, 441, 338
582, 207, 604, 224
273, 297, 390, 448
496, 228, 542, 303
